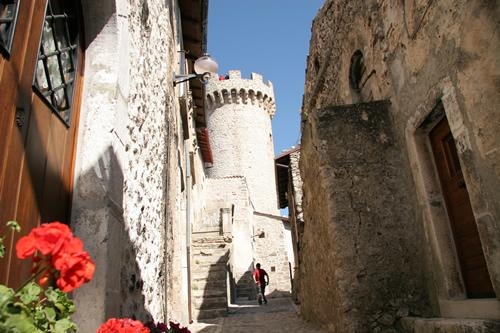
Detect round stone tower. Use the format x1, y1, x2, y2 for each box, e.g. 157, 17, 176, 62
205, 70, 277, 213
205, 70, 291, 297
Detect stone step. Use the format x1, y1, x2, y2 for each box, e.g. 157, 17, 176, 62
192, 243, 228, 250
192, 279, 227, 292
191, 268, 226, 278
236, 287, 254, 297
192, 287, 227, 298
192, 233, 227, 241
192, 234, 227, 241
193, 296, 227, 310
191, 244, 229, 254
192, 260, 228, 271
192, 241, 228, 247
401, 317, 500, 333
192, 244, 228, 250
192, 250, 229, 263
192, 253, 228, 261
191, 268, 227, 277
192, 308, 227, 320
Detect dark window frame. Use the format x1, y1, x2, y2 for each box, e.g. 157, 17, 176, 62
0, 0, 20, 58
32, 0, 80, 127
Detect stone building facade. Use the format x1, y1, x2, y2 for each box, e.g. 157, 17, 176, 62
0, 0, 291, 330
298, 1, 500, 332
203, 70, 292, 299
37, 0, 209, 331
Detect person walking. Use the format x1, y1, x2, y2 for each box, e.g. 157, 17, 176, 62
253, 263, 269, 305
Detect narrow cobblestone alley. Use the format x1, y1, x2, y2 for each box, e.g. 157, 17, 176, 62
189, 297, 329, 333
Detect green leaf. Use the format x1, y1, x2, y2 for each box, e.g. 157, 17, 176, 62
53, 318, 77, 333
17, 282, 42, 305
2, 311, 40, 333
32, 304, 48, 324
0, 284, 15, 308
0, 236, 5, 259
43, 306, 56, 322
45, 287, 59, 303
45, 288, 75, 316
12, 301, 31, 315
6, 221, 21, 233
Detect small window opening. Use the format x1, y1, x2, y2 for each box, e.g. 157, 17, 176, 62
313, 57, 320, 74
349, 50, 365, 92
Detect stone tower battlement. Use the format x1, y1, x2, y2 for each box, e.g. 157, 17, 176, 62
205, 70, 276, 117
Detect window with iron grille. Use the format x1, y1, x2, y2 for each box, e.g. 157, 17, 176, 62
34, 0, 79, 125
0, 0, 19, 57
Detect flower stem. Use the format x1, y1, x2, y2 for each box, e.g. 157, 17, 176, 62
14, 265, 49, 294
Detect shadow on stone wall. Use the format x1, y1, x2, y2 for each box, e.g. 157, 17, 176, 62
72, 146, 153, 329
232, 264, 257, 301
81, 0, 116, 49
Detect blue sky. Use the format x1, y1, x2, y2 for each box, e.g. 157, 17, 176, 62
208, 0, 324, 155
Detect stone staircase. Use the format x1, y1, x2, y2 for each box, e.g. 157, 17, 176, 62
235, 271, 256, 300
191, 234, 229, 320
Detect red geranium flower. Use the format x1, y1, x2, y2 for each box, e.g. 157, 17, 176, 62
168, 321, 191, 333
53, 251, 95, 292
31, 222, 73, 255
16, 235, 38, 258
14, 221, 95, 292
169, 322, 181, 330
156, 322, 168, 331
16, 222, 73, 258
97, 318, 150, 333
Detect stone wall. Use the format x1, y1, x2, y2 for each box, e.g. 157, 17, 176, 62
124, 0, 181, 321
300, 0, 500, 330
71, 1, 129, 331
288, 150, 303, 301
289, 151, 303, 224
71, 0, 191, 330
251, 214, 291, 297
300, 101, 431, 332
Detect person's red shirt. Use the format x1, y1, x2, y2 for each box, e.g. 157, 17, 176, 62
253, 268, 268, 285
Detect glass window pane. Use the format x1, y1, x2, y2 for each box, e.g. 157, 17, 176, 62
41, 20, 56, 53
35, 59, 49, 93
0, 1, 19, 53
46, 55, 62, 88
60, 51, 74, 78
54, 19, 68, 49
53, 88, 67, 110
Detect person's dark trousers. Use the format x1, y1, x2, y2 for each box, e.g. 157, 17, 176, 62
258, 284, 267, 304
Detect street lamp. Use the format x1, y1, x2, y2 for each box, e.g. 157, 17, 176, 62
173, 53, 218, 86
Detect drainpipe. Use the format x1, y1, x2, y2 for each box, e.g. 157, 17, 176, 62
185, 144, 193, 323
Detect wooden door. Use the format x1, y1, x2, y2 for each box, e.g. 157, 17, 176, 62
0, 0, 83, 287
430, 117, 495, 298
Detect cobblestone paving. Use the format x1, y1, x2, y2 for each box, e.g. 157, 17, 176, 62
189, 297, 330, 333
